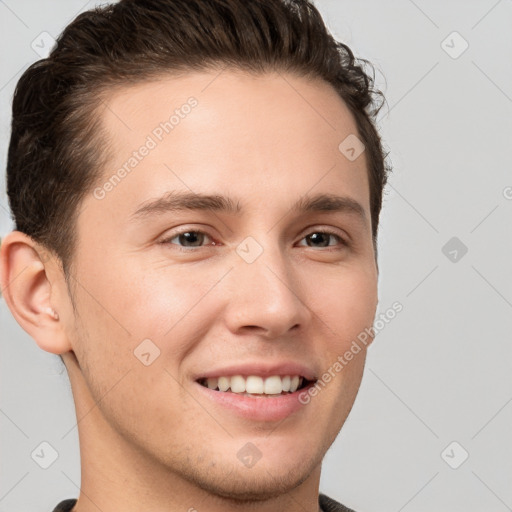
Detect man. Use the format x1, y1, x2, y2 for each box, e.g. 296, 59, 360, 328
0, 0, 389, 511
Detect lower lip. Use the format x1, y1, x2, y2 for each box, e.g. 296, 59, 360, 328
194, 381, 315, 422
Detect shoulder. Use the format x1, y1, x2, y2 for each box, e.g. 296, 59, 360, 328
319, 492, 358, 512
50, 498, 77, 512
53, 495, 353, 512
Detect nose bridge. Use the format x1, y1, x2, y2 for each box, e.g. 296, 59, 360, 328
224, 234, 310, 336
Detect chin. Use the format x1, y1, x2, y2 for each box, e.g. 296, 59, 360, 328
193, 464, 313, 502
176, 450, 320, 503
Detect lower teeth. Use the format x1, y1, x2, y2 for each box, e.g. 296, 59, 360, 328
229, 391, 286, 397
198, 379, 311, 395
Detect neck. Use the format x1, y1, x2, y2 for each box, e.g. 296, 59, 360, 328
64, 355, 323, 512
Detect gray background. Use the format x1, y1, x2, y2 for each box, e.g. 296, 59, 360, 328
1, 1, 511, 511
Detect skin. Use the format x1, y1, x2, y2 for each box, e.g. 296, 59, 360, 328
0, 69, 378, 512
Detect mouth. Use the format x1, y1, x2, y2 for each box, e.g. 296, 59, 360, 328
196, 375, 316, 397
191, 358, 320, 421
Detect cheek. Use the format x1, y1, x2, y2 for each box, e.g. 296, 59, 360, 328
305, 264, 377, 347
309, 265, 376, 417
84, 258, 215, 339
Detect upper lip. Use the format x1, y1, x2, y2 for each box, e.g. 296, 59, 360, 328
193, 361, 317, 382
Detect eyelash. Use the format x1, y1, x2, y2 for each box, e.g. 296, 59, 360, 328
159, 228, 348, 252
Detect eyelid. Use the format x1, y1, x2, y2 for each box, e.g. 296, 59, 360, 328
295, 227, 348, 248
159, 224, 349, 250
297, 224, 348, 242
159, 226, 217, 249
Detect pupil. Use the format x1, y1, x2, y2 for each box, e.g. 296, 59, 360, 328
180, 232, 202, 246
308, 233, 328, 247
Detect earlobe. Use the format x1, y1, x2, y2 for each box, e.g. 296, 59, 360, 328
0, 231, 72, 354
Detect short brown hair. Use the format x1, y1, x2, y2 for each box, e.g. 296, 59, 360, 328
6, 0, 390, 277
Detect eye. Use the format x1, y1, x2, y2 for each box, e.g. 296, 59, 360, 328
160, 230, 215, 249
160, 228, 347, 251
297, 230, 347, 249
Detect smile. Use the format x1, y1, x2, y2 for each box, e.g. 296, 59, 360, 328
197, 374, 313, 396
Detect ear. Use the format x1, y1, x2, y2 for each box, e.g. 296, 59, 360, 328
0, 231, 73, 354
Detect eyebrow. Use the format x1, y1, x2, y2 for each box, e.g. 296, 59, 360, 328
130, 190, 368, 226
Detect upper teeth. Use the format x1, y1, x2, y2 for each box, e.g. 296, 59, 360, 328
203, 375, 303, 394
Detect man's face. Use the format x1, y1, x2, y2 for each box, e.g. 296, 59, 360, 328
64, 70, 378, 499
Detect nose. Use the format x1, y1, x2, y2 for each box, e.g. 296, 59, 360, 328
223, 241, 313, 339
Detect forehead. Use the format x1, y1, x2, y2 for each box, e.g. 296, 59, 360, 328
87, 69, 369, 225
98, 69, 362, 162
